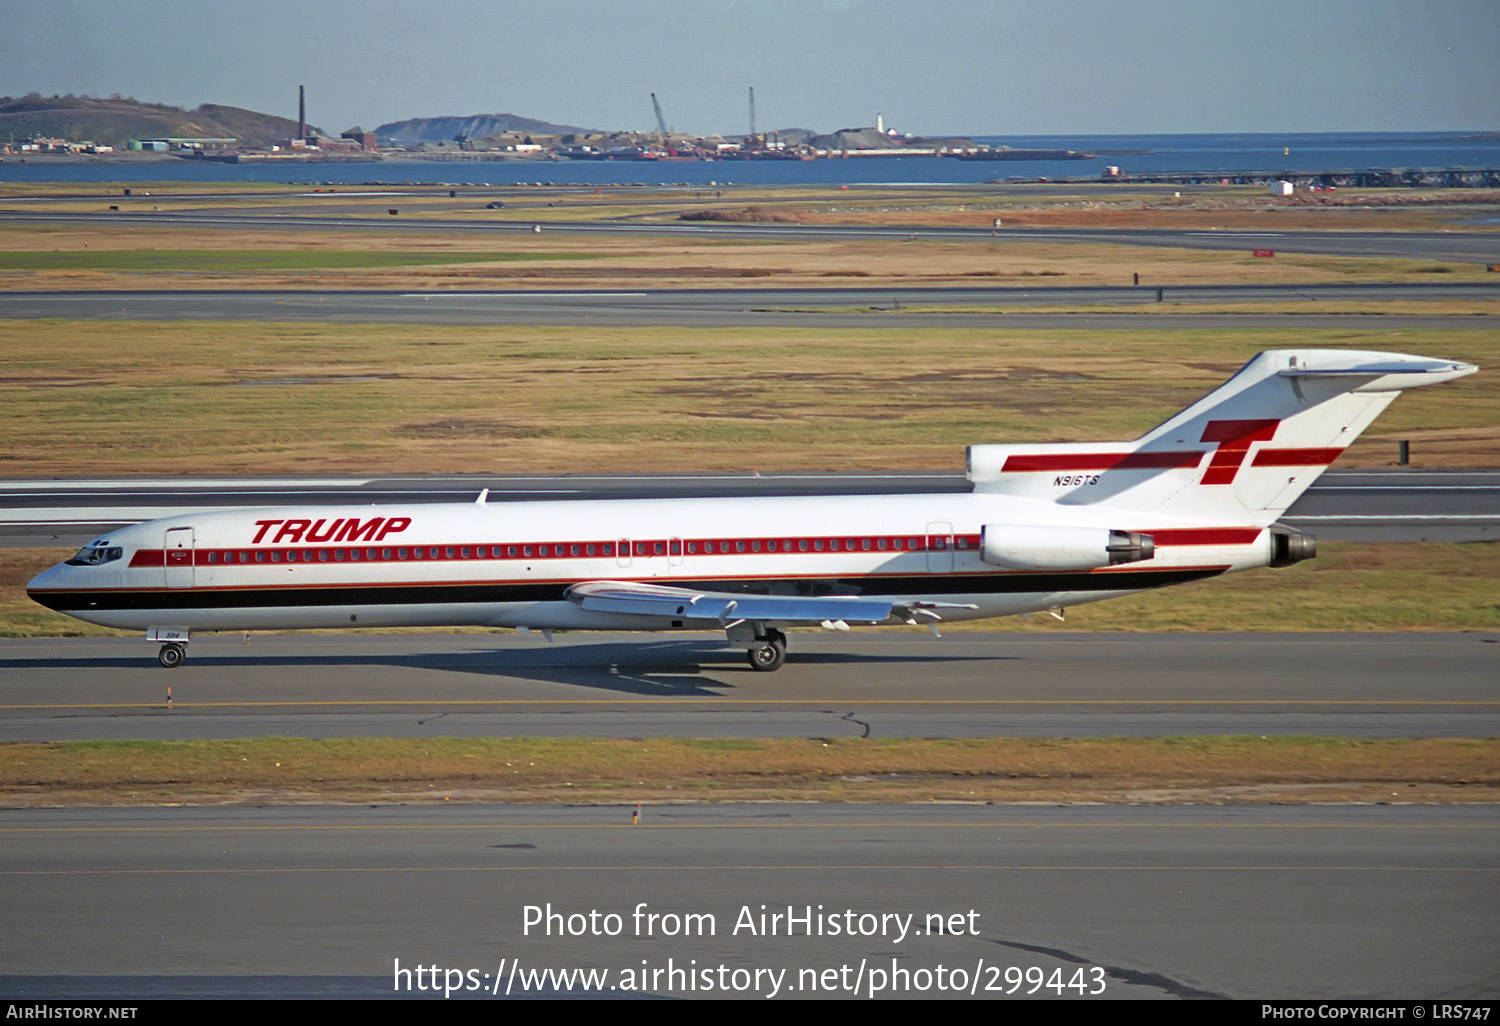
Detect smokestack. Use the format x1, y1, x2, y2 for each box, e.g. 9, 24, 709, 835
298, 85, 305, 140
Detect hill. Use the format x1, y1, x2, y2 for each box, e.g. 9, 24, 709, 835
373, 112, 590, 144
0, 94, 315, 148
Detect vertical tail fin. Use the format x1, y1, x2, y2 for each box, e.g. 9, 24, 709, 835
967, 350, 1476, 524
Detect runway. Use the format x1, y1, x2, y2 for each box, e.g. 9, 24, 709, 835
2, 803, 1495, 998
3, 207, 1499, 262
4, 468, 1497, 547
2, 632, 1495, 742
3, 283, 1499, 330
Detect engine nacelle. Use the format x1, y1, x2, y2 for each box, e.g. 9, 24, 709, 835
1268, 526, 1316, 567
980, 525, 1155, 571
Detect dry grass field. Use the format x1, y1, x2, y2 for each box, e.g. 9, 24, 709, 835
1, 181, 1496, 292
2, 320, 1494, 475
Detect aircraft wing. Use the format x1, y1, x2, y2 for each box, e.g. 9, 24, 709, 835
565, 580, 974, 628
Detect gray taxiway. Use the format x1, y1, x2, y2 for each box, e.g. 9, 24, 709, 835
2, 803, 1495, 999
3, 282, 1499, 330
4, 205, 1499, 263
2, 631, 1495, 742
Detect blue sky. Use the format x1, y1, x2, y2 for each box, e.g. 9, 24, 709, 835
3, 0, 1496, 136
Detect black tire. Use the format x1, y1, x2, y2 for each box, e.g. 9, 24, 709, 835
158, 643, 185, 669
746, 637, 786, 672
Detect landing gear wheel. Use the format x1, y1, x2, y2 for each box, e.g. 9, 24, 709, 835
158, 643, 185, 669
746, 631, 787, 672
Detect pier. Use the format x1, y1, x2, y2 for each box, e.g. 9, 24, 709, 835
1083, 166, 1500, 189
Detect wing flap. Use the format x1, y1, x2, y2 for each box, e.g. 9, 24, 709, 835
566, 580, 900, 625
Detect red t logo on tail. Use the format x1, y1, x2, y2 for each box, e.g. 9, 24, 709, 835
1199, 419, 1279, 484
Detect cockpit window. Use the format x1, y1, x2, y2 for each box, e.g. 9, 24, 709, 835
65, 545, 124, 566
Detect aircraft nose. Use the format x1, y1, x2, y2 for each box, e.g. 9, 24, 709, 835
26, 561, 67, 594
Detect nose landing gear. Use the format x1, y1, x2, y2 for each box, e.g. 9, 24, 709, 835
147, 628, 190, 668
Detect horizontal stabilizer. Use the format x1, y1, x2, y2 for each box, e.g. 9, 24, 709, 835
968, 349, 1477, 524
1277, 353, 1475, 389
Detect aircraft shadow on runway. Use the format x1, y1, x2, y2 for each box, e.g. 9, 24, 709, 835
1, 640, 1016, 699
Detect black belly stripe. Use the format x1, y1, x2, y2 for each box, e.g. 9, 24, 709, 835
29, 569, 1225, 613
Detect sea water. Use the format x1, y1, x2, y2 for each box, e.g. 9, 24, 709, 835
0, 131, 1494, 188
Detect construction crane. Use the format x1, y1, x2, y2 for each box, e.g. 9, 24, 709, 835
650, 93, 668, 143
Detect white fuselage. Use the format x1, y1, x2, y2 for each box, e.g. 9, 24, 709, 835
27, 490, 1270, 634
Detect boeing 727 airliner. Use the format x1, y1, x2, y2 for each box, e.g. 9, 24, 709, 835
28, 349, 1476, 670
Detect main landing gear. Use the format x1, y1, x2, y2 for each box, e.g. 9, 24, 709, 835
746, 628, 787, 672
158, 642, 185, 669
